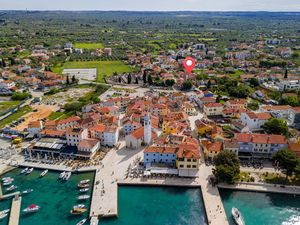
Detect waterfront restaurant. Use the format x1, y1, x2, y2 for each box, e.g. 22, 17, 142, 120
23, 138, 96, 160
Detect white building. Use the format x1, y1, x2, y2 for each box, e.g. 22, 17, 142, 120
103, 125, 119, 147
77, 139, 100, 157
0, 80, 16, 89
240, 112, 272, 131
28, 121, 43, 136
278, 80, 300, 91
57, 116, 81, 130
66, 128, 88, 146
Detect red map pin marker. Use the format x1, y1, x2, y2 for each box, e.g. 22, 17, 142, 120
183, 57, 196, 74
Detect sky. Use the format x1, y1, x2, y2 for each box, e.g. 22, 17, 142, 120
1, 0, 300, 11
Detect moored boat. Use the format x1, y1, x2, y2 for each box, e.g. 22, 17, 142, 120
231, 207, 245, 225
64, 172, 72, 181
79, 179, 90, 184
3, 181, 13, 186
21, 168, 29, 174
40, 170, 48, 177
0, 209, 10, 215
77, 195, 90, 200
73, 204, 85, 209
59, 171, 66, 179
70, 207, 87, 215
0, 213, 8, 220
23, 204, 40, 213
22, 189, 34, 194
78, 183, 89, 188
79, 188, 89, 193
6, 185, 18, 192
2, 177, 13, 181
26, 168, 34, 174
76, 218, 87, 225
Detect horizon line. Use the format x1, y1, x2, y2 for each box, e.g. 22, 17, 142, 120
1, 10, 300, 13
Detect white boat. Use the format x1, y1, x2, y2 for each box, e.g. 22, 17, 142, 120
76, 218, 87, 225
23, 204, 40, 213
22, 189, 33, 194
79, 179, 90, 184
64, 172, 71, 181
6, 185, 18, 192
73, 204, 85, 209
3, 181, 13, 186
231, 207, 245, 225
21, 168, 29, 174
59, 171, 66, 179
79, 188, 89, 193
78, 183, 89, 188
40, 170, 48, 177
0, 209, 10, 215
0, 213, 8, 220
2, 178, 14, 183
77, 195, 90, 200
26, 168, 34, 174
2, 177, 13, 181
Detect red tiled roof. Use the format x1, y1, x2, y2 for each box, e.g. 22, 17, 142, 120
57, 116, 81, 125
78, 139, 99, 149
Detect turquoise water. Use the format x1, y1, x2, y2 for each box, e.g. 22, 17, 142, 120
101, 186, 208, 225
0, 168, 94, 225
220, 188, 300, 225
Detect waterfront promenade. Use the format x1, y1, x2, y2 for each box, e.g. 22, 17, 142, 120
8, 195, 21, 225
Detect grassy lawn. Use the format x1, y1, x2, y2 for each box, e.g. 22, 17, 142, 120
260, 172, 300, 185
51, 60, 134, 83
48, 111, 74, 120
0, 106, 32, 128
239, 172, 254, 182
73, 42, 104, 49
0, 101, 21, 114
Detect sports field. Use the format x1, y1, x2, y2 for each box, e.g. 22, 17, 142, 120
73, 42, 104, 49
52, 60, 133, 83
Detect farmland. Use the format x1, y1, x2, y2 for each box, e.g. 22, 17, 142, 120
73, 42, 104, 49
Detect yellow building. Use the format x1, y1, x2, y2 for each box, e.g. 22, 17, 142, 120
162, 121, 188, 135
195, 119, 213, 136
201, 140, 223, 159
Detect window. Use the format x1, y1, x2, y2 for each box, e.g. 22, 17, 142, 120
187, 159, 191, 162
192, 165, 197, 168
187, 165, 191, 168
179, 165, 184, 168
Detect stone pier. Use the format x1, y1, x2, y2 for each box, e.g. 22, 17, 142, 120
8, 195, 22, 225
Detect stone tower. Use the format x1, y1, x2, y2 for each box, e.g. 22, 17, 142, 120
144, 112, 151, 145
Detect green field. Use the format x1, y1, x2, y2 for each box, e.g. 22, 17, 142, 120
73, 42, 104, 49
0, 101, 21, 114
0, 105, 32, 128
48, 111, 74, 120
52, 60, 134, 82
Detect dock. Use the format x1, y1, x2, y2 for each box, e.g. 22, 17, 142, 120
8, 195, 22, 225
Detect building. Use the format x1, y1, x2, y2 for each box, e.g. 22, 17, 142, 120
143, 146, 177, 168
201, 140, 223, 159
77, 139, 100, 158
103, 125, 119, 147
278, 80, 300, 91
203, 103, 224, 116
144, 113, 151, 145
176, 142, 201, 177
223, 139, 239, 155
182, 102, 197, 116
240, 112, 272, 131
66, 128, 88, 146
125, 127, 157, 149
235, 133, 287, 159
28, 121, 43, 136
195, 119, 214, 136
123, 120, 142, 135
0, 80, 16, 90
57, 116, 81, 130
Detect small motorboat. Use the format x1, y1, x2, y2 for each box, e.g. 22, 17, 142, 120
79, 188, 89, 193
77, 195, 90, 200
79, 179, 90, 184
0, 209, 10, 215
23, 204, 40, 213
3, 181, 13, 186
59, 171, 66, 179
22, 189, 34, 194
26, 168, 34, 174
70, 207, 87, 215
76, 218, 87, 225
78, 183, 89, 188
40, 170, 48, 177
6, 185, 18, 192
73, 204, 85, 209
231, 207, 245, 225
0, 213, 8, 220
21, 168, 29, 174
2, 177, 13, 181
64, 172, 71, 181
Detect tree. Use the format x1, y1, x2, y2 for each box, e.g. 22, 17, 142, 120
284, 69, 288, 79
71, 75, 76, 83
165, 79, 175, 87
249, 78, 259, 87
207, 79, 211, 89
118, 77, 122, 83
147, 74, 153, 85
11, 92, 30, 101
2, 58, 6, 67
213, 150, 240, 184
66, 75, 70, 85
273, 149, 300, 179
280, 96, 299, 107
135, 77, 139, 84
262, 118, 289, 136
127, 74, 132, 84
143, 72, 147, 84
182, 79, 193, 90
